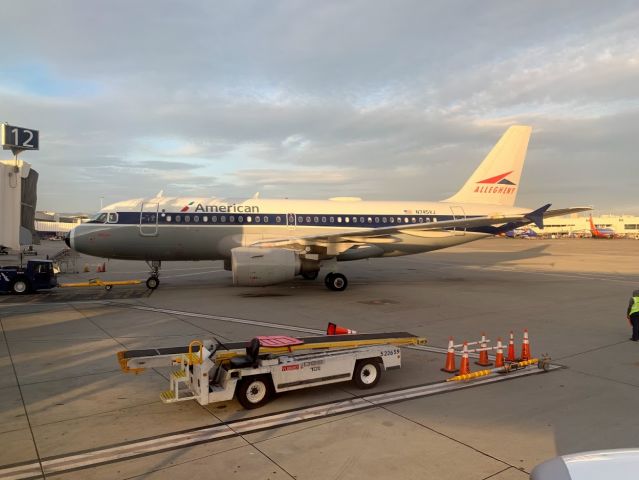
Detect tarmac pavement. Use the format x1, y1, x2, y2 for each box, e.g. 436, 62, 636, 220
0, 238, 638, 479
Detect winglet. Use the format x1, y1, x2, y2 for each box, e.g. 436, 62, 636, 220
526, 204, 551, 229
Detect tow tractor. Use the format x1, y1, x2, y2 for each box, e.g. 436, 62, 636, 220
0, 260, 57, 294
118, 332, 426, 409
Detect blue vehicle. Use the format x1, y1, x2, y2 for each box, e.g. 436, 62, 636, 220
0, 260, 58, 294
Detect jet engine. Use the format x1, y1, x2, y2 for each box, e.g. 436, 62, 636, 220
231, 247, 302, 286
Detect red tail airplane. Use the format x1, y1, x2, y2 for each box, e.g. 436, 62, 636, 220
589, 214, 615, 239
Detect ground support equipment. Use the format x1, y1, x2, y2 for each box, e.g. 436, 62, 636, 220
118, 332, 426, 409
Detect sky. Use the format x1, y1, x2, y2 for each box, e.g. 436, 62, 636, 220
1, 1, 638, 214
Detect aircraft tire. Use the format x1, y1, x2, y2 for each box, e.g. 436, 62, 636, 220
324, 273, 333, 288
146, 276, 160, 290
326, 273, 348, 292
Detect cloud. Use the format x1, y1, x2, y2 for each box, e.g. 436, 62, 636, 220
1, 1, 637, 214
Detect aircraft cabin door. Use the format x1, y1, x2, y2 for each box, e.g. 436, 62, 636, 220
449, 205, 466, 236
139, 202, 160, 237
286, 213, 296, 230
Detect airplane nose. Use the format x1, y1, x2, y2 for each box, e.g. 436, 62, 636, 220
64, 232, 71, 248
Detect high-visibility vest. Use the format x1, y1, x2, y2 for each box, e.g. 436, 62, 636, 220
631, 297, 639, 316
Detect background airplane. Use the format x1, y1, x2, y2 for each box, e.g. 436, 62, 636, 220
66, 126, 590, 291
505, 227, 539, 238
589, 214, 616, 238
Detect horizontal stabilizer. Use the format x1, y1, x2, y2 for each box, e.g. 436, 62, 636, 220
526, 204, 551, 229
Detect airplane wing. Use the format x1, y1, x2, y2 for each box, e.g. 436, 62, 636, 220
251, 205, 593, 250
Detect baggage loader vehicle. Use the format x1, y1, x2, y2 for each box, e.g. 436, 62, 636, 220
118, 332, 426, 409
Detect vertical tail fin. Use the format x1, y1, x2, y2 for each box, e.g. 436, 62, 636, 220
444, 125, 532, 207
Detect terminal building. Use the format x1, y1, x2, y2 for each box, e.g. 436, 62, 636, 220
35, 211, 88, 240
529, 214, 639, 237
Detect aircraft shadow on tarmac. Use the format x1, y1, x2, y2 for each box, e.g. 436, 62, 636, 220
437, 243, 553, 265
0, 286, 153, 304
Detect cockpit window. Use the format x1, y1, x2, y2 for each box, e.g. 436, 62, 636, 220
88, 213, 108, 224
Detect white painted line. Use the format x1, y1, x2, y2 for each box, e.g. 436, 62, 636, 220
162, 269, 226, 279
112, 304, 324, 335
0, 363, 557, 479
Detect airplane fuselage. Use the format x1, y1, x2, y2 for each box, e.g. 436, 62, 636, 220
68, 197, 531, 261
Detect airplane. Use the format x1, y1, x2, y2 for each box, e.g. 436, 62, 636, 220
505, 227, 538, 238
66, 125, 591, 291
588, 214, 615, 238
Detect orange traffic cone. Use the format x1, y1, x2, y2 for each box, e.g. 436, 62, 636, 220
494, 338, 504, 368
475, 332, 492, 367
96, 264, 102, 273
458, 342, 471, 376
102, 262, 107, 272
326, 322, 357, 335
521, 329, 531, 361
506, 331, 516, 362
441, 337, 458, 373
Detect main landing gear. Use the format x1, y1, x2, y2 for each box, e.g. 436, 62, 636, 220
145, 260, 161, 290
324, 272, 348, 292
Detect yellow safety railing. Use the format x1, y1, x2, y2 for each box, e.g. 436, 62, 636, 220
186, 340, 204, 365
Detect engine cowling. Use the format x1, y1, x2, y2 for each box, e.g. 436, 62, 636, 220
231, 247, 301, 286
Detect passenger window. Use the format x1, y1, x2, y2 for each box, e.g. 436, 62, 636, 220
255, 216, 260, 223
383, 217, 387, 223
374, 217, 379, 223
367, 217, 372, 223
418, 217, 423, 223
263, 216, 268, 223
322, 216, 326, 223
337, 217, 342, 223
404, 217, 409, 223
345, 217, 350, 223
229, 216, 235, 223
175, 215, 181, 223
107, 212, 118, 223
238, 216, 244, 223
276, 216, 281, 223
184, 216, 191, 223
411, 217, 416, 223
360, 217, 365, 223
194, 216, 200, 223
390, 217, 394, 223
166, 215, 172, 222
314, 216, 319, 223
306, 216, 311, 223
247, 216, 252, 223
221, 216, 226, 222
298, 216, 303, 223
330, 217, 334, 223
203, 216, 208, 222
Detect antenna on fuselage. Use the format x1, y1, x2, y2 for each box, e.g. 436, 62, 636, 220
252, 192, 260, 199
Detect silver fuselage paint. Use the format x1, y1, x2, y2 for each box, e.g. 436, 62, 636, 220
69, 197, 530, 261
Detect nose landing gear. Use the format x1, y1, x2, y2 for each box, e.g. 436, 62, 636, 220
145, 260, 161, 290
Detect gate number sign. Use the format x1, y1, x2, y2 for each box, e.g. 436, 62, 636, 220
1, 124, 39, 151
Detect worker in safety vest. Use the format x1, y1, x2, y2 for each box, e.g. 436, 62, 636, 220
627, 289, 639, 342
